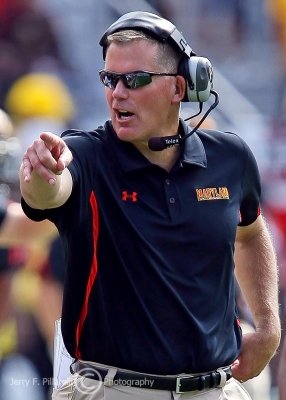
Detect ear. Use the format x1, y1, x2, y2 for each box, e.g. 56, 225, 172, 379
171, 75, 186, 103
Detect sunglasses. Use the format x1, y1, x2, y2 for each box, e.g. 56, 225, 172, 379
99, 70, 177, 90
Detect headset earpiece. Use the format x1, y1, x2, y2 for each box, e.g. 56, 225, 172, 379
179, 56, 213, 102
99, 11, 215, 103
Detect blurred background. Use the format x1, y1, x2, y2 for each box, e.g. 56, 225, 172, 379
0, 0, 286, 399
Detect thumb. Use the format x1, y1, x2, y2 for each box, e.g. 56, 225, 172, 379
230, 359, 242, 380
56, 144, 73, 173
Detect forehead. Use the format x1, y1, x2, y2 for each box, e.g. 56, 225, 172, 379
105, 40, 159, 71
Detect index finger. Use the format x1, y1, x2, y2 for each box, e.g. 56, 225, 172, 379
40, 131, 64, 150
40, 131, 72, 172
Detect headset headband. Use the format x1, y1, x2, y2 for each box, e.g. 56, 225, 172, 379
99, 11, 195, 60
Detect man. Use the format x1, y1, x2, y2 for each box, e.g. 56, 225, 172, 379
19, 11, 280, 400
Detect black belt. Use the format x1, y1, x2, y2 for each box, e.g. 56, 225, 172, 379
72, 361, 232, 393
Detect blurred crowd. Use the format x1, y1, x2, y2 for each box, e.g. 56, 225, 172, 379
0, 0, 286, 399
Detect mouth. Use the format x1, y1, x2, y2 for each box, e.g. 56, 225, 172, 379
115, 109, 135, 120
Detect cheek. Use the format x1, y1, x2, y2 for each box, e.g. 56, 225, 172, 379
145, 86, 173, 115
138, 95, 161, 124
144, 84, 172, 109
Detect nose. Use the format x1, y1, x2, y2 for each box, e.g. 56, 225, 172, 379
112, 79, 129, 98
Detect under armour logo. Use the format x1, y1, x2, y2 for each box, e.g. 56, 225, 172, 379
122, 191, 138, 202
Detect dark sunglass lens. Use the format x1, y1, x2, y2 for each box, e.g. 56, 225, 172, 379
99, 71, 108, 86
125, 72, 152, 89
99, 71, 154, 89
99, 71, 116, 88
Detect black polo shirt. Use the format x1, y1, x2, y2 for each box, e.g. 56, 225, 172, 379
22, 119, 261, 375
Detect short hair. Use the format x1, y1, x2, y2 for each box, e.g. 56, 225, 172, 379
105, 29, 181, 73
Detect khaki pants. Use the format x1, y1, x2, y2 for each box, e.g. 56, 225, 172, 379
52, 373, 251, 400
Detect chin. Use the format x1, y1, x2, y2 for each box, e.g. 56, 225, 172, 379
114, 125, 137, 142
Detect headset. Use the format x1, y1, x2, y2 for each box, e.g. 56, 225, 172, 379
99, 11, 214, 103
99, 11, 219, 151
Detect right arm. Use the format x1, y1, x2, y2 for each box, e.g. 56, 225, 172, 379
19, 132, 73, 210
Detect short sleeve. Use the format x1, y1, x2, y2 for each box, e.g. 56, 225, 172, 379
238, 141, 261, 226
21, 198, 48, 222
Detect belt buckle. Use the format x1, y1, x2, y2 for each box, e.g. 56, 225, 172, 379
175, 375, 193, 394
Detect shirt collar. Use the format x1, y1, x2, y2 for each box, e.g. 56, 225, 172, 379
180, 119, 207, 168
105, 119, 207, 172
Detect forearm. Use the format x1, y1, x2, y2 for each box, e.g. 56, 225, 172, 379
19, 131, 74, 210
20, 163, 72, 210
234, 217, 281, 348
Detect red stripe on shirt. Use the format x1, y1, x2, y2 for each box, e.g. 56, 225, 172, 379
75, 191, 99, 358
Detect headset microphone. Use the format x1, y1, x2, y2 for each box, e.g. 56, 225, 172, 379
148, 134, 181, 151
148, 90, 219, 151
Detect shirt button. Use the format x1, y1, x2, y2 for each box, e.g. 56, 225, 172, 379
165, 179, 170, 185
169, 197, 175, 204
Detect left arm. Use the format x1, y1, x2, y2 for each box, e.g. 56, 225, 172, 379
232, 214, 281, 382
